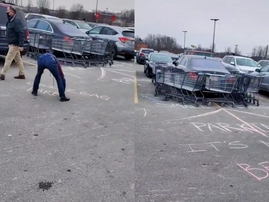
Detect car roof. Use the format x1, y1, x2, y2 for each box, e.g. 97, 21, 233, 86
224, 55, 253, 59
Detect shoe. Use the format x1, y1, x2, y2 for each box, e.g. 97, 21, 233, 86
0, 74, 5, 80
31, 91, 37, 96
14, 75, 25, 79
60, 97, 70, 102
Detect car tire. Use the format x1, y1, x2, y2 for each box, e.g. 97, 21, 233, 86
145, 66, 152, 78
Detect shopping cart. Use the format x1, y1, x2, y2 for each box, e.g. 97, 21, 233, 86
203, 74, 238, 107
233, 73, 264, 107
84, 37, 115, 67
27, 32, 52, 59
153, 66, 173, 97
51, 37, 88, 67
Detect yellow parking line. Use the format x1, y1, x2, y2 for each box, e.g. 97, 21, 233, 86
134, 71, 138, 104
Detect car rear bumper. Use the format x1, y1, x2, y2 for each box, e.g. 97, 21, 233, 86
116, 44, 135, 56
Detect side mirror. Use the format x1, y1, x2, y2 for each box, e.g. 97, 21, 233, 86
255, 68, 260, 72
230, 61, 235, 66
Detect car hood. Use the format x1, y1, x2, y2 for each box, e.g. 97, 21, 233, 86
236, 65, 257, 72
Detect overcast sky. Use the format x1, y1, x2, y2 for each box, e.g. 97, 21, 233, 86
135, 0, 269, 55
28, 0, 134, 12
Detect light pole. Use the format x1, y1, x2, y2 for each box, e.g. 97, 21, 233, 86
95, 0, 99, 23
182, 31, 187, 50
211, 18, 219, 53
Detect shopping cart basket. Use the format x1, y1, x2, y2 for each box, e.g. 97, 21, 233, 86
203, 74, 238, 107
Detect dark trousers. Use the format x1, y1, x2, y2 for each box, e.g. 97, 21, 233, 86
32, 55, 66, 98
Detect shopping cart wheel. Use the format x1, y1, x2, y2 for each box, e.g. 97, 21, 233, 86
194, 102, 199, 107
207, 102, 211, 106
232, 104, 236, 108
220, 103, 225, 107
257, 101, 259, 106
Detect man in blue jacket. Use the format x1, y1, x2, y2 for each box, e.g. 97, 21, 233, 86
32, 52, 70, 102
0, 6, 25, 80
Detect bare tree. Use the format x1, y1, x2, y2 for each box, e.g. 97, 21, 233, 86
234, 45, 241, 55
225, 47, 232, 53
196, 44, 202, 51
56, 6, 67, 18
70, 3, 84, 20
143, 34, 182, 53
26, 0, 32, 13
36, 0, 51, 14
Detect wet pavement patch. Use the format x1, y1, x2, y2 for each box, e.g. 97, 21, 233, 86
38, 181, 53, 191
34, 134, 38, 136
67, 169, 71, 172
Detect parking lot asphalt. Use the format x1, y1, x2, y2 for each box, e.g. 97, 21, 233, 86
1, 57, 269, 201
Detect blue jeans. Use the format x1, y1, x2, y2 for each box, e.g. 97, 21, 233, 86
33, 55, 66, 97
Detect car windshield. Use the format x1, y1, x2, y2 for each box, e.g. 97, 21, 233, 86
57, 23, 87, 36
76, 21, 92, 30
236, 58, 258, 67
191, 59, 225, 69
151, 54, 173, 63
194, 52, 213, 57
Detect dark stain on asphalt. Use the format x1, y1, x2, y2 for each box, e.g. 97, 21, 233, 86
64, 118, 67, 120
67, 169, 71, 172
163, 143, 166, 145
123, 191, 127, 198
34, 134, 38, 136
121, 148, 125, 151
230, 185, 233, 187
38, 181, 53, 191
160, 150, 164, 152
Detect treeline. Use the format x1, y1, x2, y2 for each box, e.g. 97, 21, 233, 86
136, 34, 269, 60
21, 0, 134, 25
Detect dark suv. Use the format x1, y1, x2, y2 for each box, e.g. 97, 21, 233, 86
0, 2, 29, 55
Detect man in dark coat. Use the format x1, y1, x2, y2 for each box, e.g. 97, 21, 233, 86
32, 52, 70, 102
0, 6, 25, 80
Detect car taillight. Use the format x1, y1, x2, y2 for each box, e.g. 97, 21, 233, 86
140, 53, 145, 56
119, 37, 130, 43
26, 29, 29, 41
228, 78, 234, 83
189, 72, 197, 80
64, 36, 73, 43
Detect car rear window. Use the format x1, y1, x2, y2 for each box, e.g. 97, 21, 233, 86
57, 23, 87, 36
122, 30, 134, 38
142, 49, 154, 54
191, 58, 224, 69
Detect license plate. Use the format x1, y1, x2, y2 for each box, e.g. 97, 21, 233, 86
211, 76, 219, 81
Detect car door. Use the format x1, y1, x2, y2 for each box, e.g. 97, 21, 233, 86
258, 65, 269, 91
33, 20, 53, 49
86, 26, 102, 38
98, 27, 117, 41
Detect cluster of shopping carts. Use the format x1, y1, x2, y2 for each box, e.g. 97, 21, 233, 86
152, 66, 264, 107
27, 32, 115, 67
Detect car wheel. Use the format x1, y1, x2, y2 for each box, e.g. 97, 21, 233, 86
145, 66, 151, 78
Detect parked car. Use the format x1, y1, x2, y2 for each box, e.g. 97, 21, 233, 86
0, 2, 30, 56
144, 52, 175, 78
25, 13, 61, 22
27, 19, 89, 39
212, 57, 239, 74
86, 25, 135, 60
222, 55, 259, 73
62, 19, 93, 33
27, 18, 89, 57
175, 55, 230, 75
257, 59, 269, 68
251, 64, 269, 92
184, 50, 214, 57
136, 48, 154, 64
